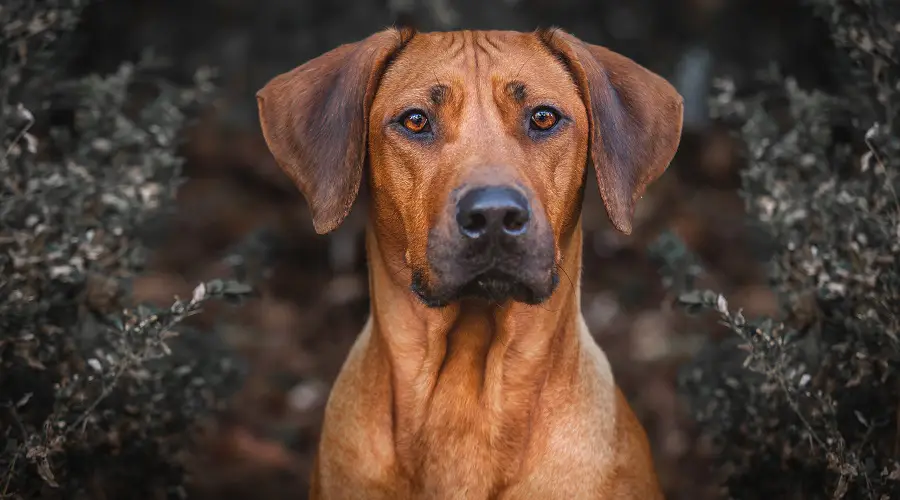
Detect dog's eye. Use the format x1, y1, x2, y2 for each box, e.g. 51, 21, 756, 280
530, 108, 559, 131
402, 111, 430, 134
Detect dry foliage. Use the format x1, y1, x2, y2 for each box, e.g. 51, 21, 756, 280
675, 1, 900, 498
1, 1, 250, 498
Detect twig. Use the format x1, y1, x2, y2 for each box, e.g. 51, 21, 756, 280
1, 403, 30, 497
2, 115, 34, 161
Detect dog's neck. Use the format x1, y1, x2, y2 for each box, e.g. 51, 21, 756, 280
363, 220, 586, 484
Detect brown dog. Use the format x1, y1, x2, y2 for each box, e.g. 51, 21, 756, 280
257, 27, 682, 499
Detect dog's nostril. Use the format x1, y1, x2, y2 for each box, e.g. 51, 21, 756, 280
456, 186, 531, 238
503, 209, 528, 234
461, 212, 488, 236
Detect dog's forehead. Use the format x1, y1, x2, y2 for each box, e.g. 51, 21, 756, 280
380, 30, 573, 92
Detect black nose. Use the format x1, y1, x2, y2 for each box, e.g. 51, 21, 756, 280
456, 186, 531, 239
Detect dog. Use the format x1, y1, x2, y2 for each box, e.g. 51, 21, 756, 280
256, 27, 683, 499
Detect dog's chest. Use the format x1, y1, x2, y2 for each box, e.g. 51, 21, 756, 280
404, 409, 503, 498
397, 412, 606, 500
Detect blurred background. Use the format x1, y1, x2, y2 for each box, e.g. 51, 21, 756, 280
2, 0, 872, 499
67, 0, 833, 498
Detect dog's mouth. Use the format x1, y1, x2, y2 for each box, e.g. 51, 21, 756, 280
411, 268, 558, 308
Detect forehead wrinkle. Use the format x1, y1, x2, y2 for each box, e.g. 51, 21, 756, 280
481, 32, 503, 53
474, 34, 498, 65
392, 32, 467, 73
384, 34, 465, 93
446, 32, 464, 59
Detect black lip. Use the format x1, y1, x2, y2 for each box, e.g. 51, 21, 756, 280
410, 268, 558, 308
457, 269, 532, 302
410, 270, 450, 308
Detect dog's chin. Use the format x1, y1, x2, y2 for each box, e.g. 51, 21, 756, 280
411, 269, 558, 308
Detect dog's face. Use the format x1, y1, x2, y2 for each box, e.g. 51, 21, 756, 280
368, 32, 587, 306
257, 29, 683, 307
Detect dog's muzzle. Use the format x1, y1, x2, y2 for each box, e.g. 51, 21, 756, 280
412, 185, 558, 307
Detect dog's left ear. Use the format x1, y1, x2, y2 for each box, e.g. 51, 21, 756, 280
538, 29, 684, 235
257, 28, 413, 234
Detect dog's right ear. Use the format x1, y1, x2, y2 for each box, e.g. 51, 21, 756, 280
257, 28, 413, 234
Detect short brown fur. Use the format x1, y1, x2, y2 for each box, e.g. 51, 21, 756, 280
257, 27, 683, 499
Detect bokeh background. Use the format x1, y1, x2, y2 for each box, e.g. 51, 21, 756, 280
94, 0, 802, 496
3, 0, 898, 499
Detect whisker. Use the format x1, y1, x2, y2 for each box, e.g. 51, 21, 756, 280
514, 32, 551, 81
430, 67, 442, 93
556, 257, 577, 292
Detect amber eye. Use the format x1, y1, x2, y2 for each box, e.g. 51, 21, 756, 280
402, 111, 430, 134
530, 108, 559, 131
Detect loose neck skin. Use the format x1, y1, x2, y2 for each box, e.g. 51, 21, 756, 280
364, 217, 586, 482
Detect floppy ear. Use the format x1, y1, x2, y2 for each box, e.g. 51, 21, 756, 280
538, 29, 684, 235
256, 28, 413, 234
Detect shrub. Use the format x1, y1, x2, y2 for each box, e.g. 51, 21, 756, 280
1, 1, 248, 497
675, 1, 900, 498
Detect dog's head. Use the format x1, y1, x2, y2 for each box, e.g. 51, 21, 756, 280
257, 28, 683, 307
